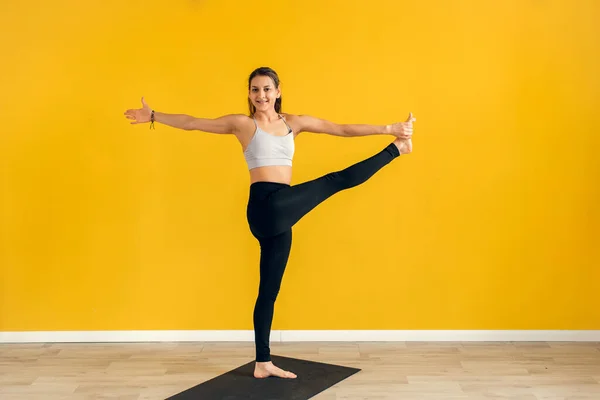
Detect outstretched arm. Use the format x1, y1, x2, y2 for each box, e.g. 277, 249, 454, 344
292, 113, 415, 138
124, 97, 244, 134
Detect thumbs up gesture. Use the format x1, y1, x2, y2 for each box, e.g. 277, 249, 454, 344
387, 112, 416, 139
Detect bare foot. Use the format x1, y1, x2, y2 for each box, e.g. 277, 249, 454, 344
393, 137, 412, 155
254, 361, 297, 379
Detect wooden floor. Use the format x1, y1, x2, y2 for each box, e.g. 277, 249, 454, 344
1, 341, 599, 399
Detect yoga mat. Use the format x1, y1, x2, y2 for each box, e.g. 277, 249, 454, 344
167, 355, 361, 399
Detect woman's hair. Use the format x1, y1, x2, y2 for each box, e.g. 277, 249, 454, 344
248, 67, 282, 116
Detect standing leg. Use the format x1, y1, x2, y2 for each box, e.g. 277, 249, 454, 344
252, 229, 297, 379
253, 229, 292, 363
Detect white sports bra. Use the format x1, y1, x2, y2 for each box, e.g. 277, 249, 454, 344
243, 115, 295, 170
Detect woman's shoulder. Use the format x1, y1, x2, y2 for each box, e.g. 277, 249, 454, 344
224, 113, 254, 129
279, 113, 305, 135
228, 113, 253, 121
280, 112, 302, 123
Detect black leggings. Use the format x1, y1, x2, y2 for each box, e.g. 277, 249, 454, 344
246, 143, 400, 362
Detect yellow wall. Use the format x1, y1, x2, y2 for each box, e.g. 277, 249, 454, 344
1, 0, 598, 332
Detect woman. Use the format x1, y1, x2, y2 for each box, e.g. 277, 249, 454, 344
124, 66, 415, 379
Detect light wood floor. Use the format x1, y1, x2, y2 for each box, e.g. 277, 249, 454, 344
1, 341, 599, 399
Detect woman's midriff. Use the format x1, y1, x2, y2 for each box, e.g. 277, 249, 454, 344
249, 165, 293, 185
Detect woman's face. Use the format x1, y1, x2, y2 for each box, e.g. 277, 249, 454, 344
249, 75, 280, 113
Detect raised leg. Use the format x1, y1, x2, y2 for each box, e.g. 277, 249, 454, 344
264, 142, 401, 237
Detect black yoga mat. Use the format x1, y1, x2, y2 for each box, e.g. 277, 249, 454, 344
167, 355, 361, 399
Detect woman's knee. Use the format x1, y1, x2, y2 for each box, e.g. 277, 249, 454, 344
257, 288, 281, 304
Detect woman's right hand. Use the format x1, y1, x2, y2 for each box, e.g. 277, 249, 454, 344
124, 97, 152, 124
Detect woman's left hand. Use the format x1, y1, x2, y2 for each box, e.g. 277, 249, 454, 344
387, 112, 416, 139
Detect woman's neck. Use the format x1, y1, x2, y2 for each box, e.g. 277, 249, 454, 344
254, 110, 280, 122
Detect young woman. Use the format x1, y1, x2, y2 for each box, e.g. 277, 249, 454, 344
124, 67, 415, 379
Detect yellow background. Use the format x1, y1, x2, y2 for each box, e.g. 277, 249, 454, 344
1, 0, 598, 331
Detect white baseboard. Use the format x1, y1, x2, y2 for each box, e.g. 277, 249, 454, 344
1, 330, 599, 343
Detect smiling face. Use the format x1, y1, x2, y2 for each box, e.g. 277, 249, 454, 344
249, 75, 281, 114
247, 67, 283, 116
